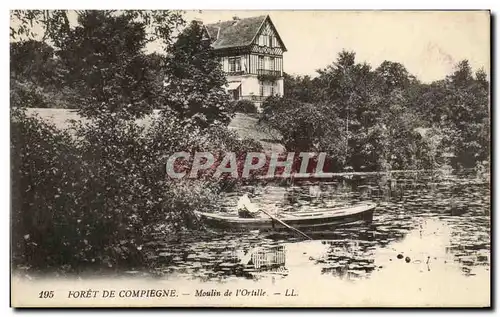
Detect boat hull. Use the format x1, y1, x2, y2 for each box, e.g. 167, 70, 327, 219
195, 203, 376, 231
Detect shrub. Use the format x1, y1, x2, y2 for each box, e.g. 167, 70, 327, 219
10, 80, 50, 108
233, 99, 258, 114
10, 79, 77, 109
11, 108, 91, 271
260, 95, 286, 117
11, 107, 261, 272
240, 138, 264, 152
12, 109, 178, 271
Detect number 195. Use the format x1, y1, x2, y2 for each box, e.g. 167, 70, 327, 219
38, 291, 54, 299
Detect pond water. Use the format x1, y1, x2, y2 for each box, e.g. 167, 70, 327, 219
13, 170, 489, 306
144, 170, 490, 290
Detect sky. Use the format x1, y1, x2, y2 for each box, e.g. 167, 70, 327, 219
183, 10, 490, 83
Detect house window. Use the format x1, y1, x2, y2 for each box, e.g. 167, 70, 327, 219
269, 35, 274, 48
259, 81, 277, 97
267, 82, 278, 96
259, 35, 265, 46
258, 55, 264, 70
232, 88, 239, 100
269, 57, 275, 71
229, 57, 241, 72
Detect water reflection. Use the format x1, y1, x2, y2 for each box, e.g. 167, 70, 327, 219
147, 171, 490, 284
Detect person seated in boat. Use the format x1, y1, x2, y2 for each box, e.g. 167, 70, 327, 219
237, 191, 261, 218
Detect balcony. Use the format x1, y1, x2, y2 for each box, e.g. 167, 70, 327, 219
257, 69, 281, 82
242, 95, 267, 102
242, 94, 281, 102
226, 70, 245, 76
257, 69, 281, 77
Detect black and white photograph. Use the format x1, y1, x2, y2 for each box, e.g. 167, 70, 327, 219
9, 9, 491, 307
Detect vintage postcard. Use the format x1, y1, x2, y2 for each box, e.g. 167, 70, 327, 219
10, 10, 491, 307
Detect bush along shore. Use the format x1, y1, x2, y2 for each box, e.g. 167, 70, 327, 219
10, 11, 489, 274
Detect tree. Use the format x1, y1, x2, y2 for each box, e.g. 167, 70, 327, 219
11, 10, 184, 47
11, 10, 184, 116
259, 97, 347, 169
163, 20, 232, 128
10, 10, 70, 43
55, 11, 154, 119
10, 40, 59, 84
10, 40, 69, 108
283, 73, 320, 103
375, 61, 412, 94
315, 51, 382, 169
441, 60, 490, 168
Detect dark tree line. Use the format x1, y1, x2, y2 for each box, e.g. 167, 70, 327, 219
266, 51, 489, 171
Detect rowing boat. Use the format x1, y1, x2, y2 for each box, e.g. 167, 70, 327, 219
194, 202, 377, 231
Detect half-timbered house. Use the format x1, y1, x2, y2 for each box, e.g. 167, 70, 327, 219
204, 15, 287, 110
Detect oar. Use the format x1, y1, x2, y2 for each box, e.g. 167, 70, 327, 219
259, 207, 312, 240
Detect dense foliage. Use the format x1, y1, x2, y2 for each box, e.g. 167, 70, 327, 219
10, 12, 239, 272
231, 99, 258, 114
283, 73, 320, 104
270, 50, 490, 171
56, 11, 161, 119
163, 20, 233, 128
10, 40, 70, 109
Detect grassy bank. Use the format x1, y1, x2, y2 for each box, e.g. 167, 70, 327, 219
25, 108, 284, 153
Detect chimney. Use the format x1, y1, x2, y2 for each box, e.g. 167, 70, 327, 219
216, 20, 221, 39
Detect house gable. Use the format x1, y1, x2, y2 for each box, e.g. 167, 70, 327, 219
205, 15, 287, 52
251, 16, 287, 52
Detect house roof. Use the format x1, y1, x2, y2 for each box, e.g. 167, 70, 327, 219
204, 15, 287, 51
